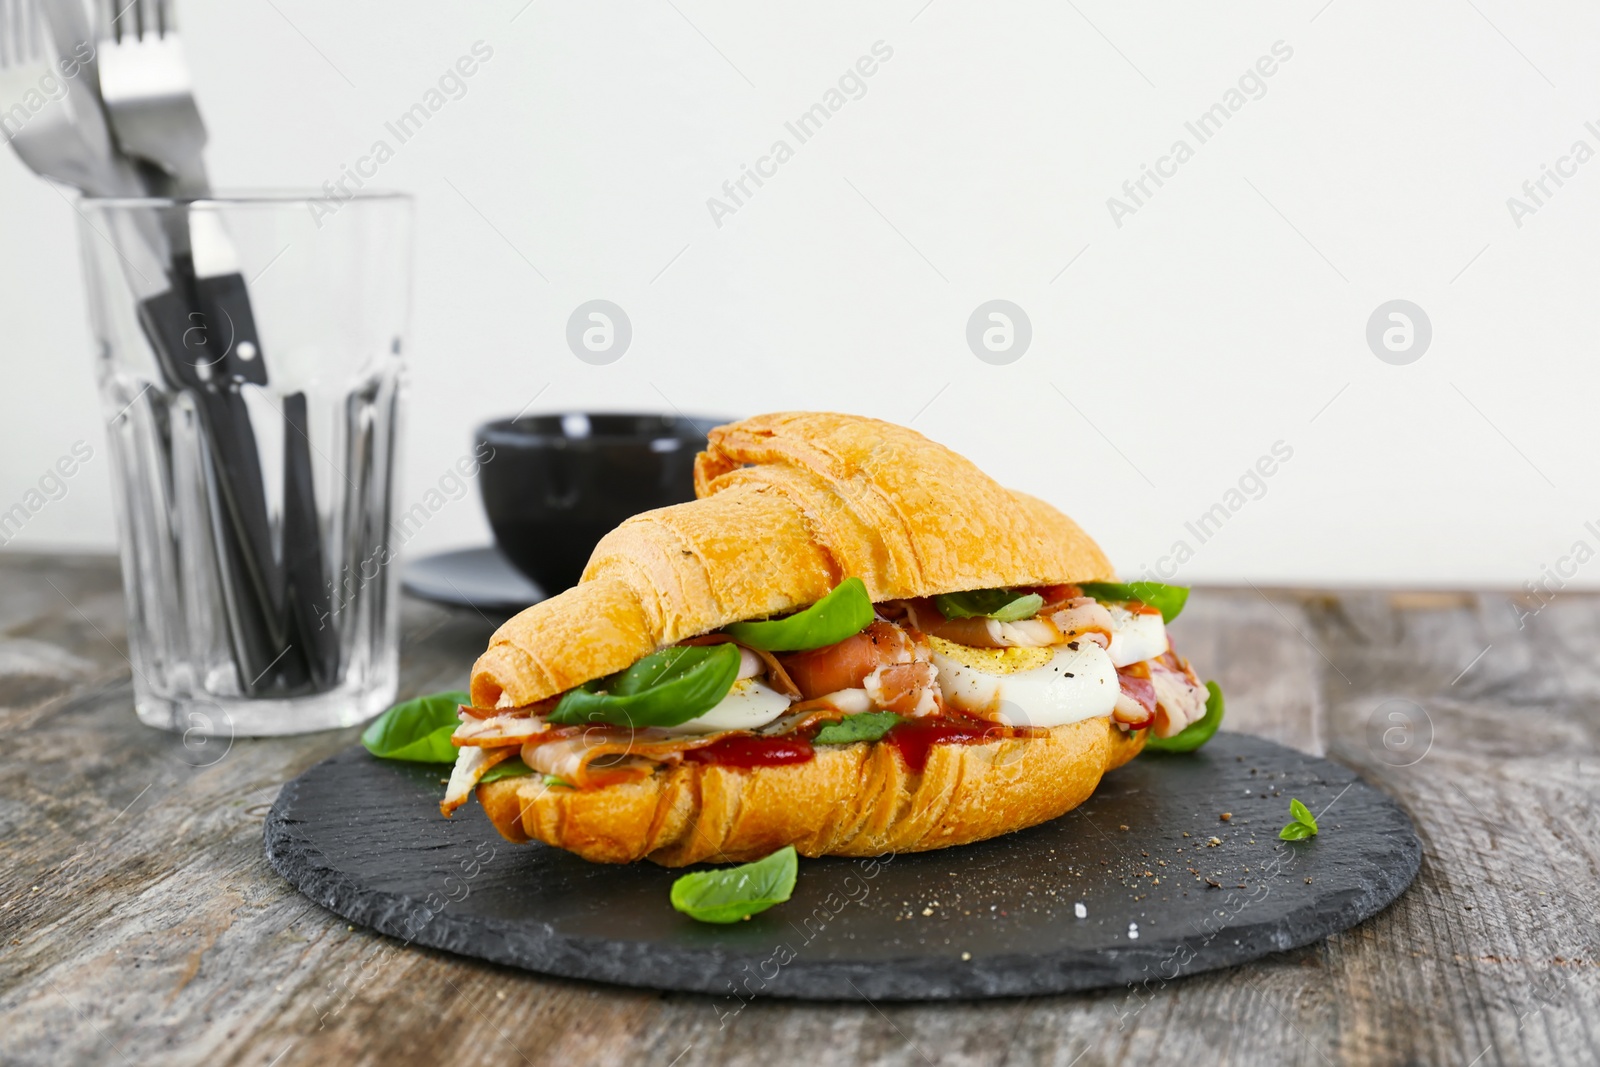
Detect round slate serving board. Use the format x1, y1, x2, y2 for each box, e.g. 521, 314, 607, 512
264, 733, 1419, 1001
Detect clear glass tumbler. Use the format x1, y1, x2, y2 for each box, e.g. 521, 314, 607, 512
77, 192, 412, 736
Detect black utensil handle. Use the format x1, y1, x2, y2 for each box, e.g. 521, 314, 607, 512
283, 392, 341, 689
133, 230, 343, 697
194, 272, 269, 387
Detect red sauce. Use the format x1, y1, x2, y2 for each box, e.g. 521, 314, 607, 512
684, 734, 815, 768
886, 721, 1012, 774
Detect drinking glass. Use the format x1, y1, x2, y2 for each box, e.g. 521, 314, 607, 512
77, 191, 412, 736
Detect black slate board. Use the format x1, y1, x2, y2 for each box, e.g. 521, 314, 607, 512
264, 733, 1420, 1000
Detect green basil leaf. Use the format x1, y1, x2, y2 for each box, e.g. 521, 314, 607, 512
723, 577, 875, 652
933, 588, 1045, 622
670, 846, 798, 924
813, 712, 905, 745
543, 774, 572, 789
1077, 581, 1190, 623
547, 643, 741, 728
1143, 681, 1224, 754
361, 690, 470, 763
1279, 820, 1315, 841
479, 757, 534, 784
1289, 797, 1316, 830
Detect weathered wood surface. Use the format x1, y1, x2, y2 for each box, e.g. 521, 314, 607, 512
0, 553, 1594, 1066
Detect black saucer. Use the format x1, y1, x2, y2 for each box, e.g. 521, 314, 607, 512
401, 546, 544, 615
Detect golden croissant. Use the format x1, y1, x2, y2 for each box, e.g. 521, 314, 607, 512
444, 412, 1213, 866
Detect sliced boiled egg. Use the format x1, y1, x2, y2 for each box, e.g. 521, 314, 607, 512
928, 636, 1119, 728
1105, 605, 1167, 668
658, 677, 793, 736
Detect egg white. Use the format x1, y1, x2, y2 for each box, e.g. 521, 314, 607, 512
658, 678, 793, 736
1105, 606, 1167, 668
931, 642, 1119, 728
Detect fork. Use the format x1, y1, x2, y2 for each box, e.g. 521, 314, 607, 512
93, 0, 342, 690
93, 0, 209, 196
0, 0, 141, 195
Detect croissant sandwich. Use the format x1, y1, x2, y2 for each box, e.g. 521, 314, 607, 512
442, 412, 1215, 865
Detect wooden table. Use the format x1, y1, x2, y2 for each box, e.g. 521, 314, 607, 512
0, 552, 1594, 1066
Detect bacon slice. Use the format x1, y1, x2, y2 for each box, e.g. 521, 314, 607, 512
781, 620, 941, 716
521, 728, 735, 789
452, 713, 551, 747
440, 745, 517, 816
890, 595, 1111, 650
1148, 651, 1209, 737
1113, 665, 1157, 728
1046, 598, 1114, 646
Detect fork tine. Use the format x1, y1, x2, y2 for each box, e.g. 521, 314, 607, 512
0, 0, 15, 69
1, 0, 45, 69
23, 0, 39, 63
103, 0, 136, 44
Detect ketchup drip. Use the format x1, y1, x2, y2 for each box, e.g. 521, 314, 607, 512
684, 734, 815, 768
885, 721, 1011, 774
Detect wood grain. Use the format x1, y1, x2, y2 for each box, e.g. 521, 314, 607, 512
0, 554, 1595, 1066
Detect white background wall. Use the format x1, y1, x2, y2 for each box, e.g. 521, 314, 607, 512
3, 1, 1598, 590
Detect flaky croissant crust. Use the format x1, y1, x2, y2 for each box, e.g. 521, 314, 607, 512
469, 412, 1113, 710
478, 717, 1146, 866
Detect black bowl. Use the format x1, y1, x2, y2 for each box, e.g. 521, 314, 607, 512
475, 412, 725, 594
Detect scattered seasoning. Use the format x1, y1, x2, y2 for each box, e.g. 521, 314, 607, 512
1220, 812, 1232, 822
1074, 902, 1088, 918
1128, 922, 1140, 940
1205, 879, 1221, 888
961, 952, 972, 961
1207, 837, 1222, 847
1119, 825, 1130, 832
1305, 877, 1314, 884
1182, 832, 1191, 838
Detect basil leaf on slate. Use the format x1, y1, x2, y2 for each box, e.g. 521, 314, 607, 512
1289, 798, 1316, 829
361, 690, 470, 763
814, 712, 905, 745
933, 588, 1045, 622
1077, 581, 1190, 624
1279, 796, 1319, 840
1143, 681, 1224, 754
1278, 820, 1315, 841
723, 577, 875, 652
547, 643, 741, 729
479, 757, 534, 784
670, 846, 799, 924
